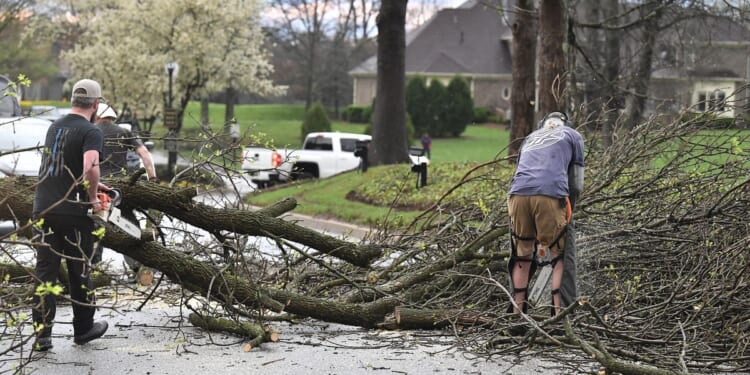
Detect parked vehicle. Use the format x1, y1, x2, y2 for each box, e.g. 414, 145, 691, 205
241, 131, 429, 188
29, 105, 65, 122
0, 75, 51, 177
0, 75, 51, 234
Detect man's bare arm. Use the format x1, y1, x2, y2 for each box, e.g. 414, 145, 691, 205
135, 145, 157, 180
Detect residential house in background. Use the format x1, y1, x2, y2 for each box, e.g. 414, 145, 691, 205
349, 0, 514, 115
647, 16, 750, 119
351, 0, 750, 121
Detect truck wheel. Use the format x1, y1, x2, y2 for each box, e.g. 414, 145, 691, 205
295, 171, 314, 181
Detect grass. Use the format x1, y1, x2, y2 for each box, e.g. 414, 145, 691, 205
247, 169, 425, 227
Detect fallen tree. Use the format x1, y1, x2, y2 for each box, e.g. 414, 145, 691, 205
1, 111, 748, 373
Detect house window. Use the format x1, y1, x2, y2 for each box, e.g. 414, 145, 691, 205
502, 87, 511, 100
696, 90, 726, 112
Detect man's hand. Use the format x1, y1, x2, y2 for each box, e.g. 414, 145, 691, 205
98, 182, 112, 192
90, 199, 104, 215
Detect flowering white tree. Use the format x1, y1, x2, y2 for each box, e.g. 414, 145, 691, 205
43, 0, 284, 131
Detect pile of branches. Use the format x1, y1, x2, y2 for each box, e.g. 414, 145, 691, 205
1, 109, 748, 374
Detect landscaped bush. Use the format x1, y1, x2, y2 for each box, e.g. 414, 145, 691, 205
444, 76, 473, 137
425, 80, 448, 136
346, 105, 371, 123
406, 76, 429, 134
301, 102, 332, 141
473, 107, 492, 123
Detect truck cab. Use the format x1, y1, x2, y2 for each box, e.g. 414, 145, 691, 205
290, 132, 371, 179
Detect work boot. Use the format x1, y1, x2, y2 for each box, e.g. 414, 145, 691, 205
33, 336, 53, 352
74, 321, 108, 345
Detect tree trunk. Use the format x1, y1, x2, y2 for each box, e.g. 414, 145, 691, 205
0, 178, 383, 268
201, 96, 210, 132
224, 86, 237, 135
509, 0, 537, 159
537, 0, 566, 115
369, 0, 410, 166
624, 3, 662, 129
601, 0, 621, 149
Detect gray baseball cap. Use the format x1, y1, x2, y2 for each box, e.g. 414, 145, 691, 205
71, 79, 103, 100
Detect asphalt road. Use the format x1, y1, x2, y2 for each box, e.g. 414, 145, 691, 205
1, 289, 577, 375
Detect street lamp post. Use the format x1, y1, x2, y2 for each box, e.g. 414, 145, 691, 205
164, 61, 179, 179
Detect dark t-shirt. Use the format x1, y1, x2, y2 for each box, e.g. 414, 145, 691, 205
33, 113, 103, 217
98, 120, 144, 177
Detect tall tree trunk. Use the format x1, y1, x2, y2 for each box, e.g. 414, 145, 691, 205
224, 87, 237, 128
201, 96, 210, 132
624, 4, 662, 129
305, 28, 319, 109
537, 0, 566, 115
509, 0, 537, 158
370, 0, 410, 166
601, 0, 621, 148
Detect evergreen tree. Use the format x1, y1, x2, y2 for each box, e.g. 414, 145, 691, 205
405, 76, 429, 134
444, 76, 474, 137
300, 102, 332, 142
425, 79, 448, 136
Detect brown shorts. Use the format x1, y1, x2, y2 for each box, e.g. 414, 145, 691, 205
507, 195, 569, 257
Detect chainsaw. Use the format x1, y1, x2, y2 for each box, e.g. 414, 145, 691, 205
527, 244, 553, 306
94, 189, 142, 238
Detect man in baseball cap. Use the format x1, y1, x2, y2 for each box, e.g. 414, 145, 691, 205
71, 78, 104, 100
32, 78, 110, 351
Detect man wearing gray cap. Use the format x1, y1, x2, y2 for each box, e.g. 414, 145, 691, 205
31, 78, 111, 351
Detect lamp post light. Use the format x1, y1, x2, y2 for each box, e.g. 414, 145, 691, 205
164, 61, 179, 108
164, 61, 179, 179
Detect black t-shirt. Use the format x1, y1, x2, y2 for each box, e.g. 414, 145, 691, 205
33, 114, 103, 217
98, 120, 144, 177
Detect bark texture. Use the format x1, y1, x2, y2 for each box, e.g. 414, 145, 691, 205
509, 0, 537, 158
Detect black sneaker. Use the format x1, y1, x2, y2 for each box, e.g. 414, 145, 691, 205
74, 321, 108, 345
33, 336, 53, 351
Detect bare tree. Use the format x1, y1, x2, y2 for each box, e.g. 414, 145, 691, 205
369, 0, 410, 165
537, 0, 566, 115
508, 0, 536, 158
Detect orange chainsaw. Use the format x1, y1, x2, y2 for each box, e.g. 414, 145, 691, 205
95, 189, 142, 238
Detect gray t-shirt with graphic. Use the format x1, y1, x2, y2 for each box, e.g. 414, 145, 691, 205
509, 125, 584, 198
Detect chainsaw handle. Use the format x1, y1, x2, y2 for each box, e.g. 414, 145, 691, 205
106, 189, 123, 207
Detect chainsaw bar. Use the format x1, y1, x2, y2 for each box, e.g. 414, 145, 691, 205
528, 265, 551, 307
107, 206, 142, 238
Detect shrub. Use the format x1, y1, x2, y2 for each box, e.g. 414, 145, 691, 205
406, 76, 429, 134
473, 107, 492, 123
346, 105, 371, 123
444, 76, 474, 136
301, 102, 332, 142
425, 79, 448, 136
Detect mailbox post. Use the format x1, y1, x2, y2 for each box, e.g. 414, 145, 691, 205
164, 62, 179, 179
409, 146, 428, 188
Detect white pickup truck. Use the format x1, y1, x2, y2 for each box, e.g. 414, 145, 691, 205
241, 132, 429, 188
241, 132, 369, 187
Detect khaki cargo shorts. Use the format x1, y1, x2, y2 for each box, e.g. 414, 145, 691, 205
507, 195, 570, 257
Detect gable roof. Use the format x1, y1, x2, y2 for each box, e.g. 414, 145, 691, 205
350, 0, 512, 76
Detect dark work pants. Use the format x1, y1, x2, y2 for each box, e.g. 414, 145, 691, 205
33, 214, 96, 337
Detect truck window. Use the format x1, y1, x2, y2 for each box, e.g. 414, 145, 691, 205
340, 138, 358, 152
304, 136, 333, 151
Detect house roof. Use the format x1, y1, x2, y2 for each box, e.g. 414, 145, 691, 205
350, 0, 512, 76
